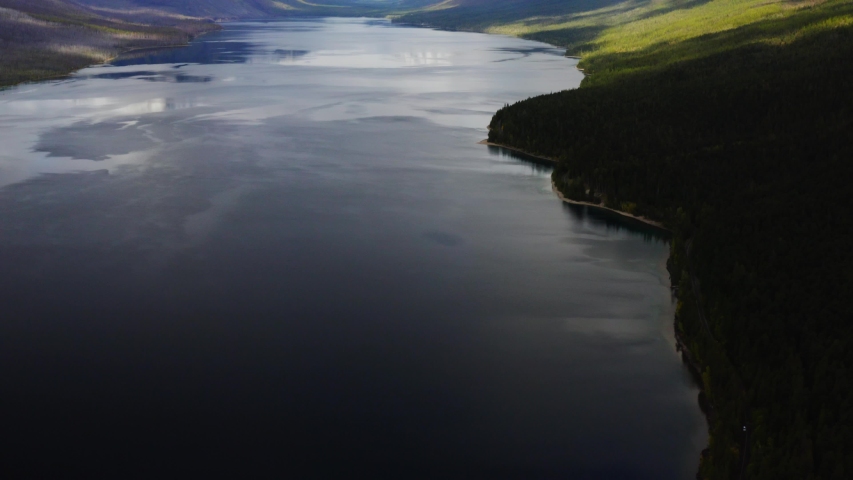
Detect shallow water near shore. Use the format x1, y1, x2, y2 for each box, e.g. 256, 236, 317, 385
0, 18, 704, 477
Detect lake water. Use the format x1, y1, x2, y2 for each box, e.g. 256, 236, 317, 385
0, 18, 705, 478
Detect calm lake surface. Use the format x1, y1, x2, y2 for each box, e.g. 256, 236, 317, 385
0, 18, 705, 478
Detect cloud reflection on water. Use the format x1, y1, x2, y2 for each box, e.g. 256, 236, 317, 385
0, 18, 704, 479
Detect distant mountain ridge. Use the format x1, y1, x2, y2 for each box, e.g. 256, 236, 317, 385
70, 0, 281, 18
0, 0, 224, 86
71, 0, 440, 19
0, 0, 452, 87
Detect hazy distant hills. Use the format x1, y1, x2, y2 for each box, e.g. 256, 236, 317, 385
71, 0, 439, 18
0, 0, 459, 87
0, 0, 224, 86
70, 0, 280, 18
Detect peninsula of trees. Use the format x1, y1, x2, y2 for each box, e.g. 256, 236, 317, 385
419, 0, 852, 478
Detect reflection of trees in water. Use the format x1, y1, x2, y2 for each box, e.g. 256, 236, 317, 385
81, 70, 213, 83
111, 39, 258, 66
490, 46, 565, 62
486, 144, 553, 174
273, 49, 310, 62
562, 202, 669, 244
486, 144, 668, 244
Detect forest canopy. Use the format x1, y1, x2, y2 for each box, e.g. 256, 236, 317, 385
479, 0, 853, 478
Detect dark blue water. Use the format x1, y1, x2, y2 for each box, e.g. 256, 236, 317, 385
0, 18, 705, 478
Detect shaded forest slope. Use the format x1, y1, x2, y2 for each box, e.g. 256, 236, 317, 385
479, 0, 853, 478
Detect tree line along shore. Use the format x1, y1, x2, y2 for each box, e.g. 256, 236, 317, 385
480, 0, 853, 478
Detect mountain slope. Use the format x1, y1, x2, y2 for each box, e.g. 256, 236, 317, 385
480, 0, 853, 478
393, 0, 627, 48
0, 0, 220, 87
72, 0, 275, 18
72, 0, 439, 19
0, 0, 440, 87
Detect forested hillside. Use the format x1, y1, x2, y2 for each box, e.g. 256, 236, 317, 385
475, 0, 853, 478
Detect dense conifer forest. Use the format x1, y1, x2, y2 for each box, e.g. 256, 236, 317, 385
480, 0, 853, 478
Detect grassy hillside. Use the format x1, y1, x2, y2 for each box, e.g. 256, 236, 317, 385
0, 0, 221, 87
0, 0, 439, 88
393, 0, 627, 48
472, 0, 853, 478
74, 0, 440, 19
